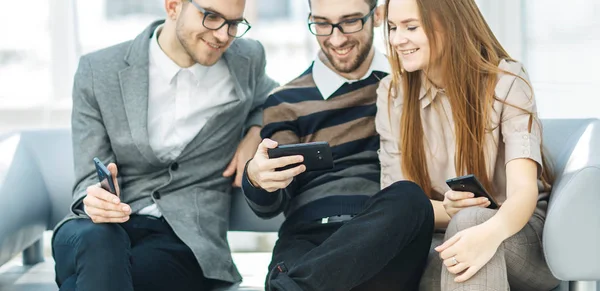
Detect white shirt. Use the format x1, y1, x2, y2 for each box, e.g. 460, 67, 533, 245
312, 50, 391, 99
140, 25, 236, 217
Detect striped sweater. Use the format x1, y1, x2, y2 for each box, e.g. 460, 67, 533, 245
242, 64, 389, 223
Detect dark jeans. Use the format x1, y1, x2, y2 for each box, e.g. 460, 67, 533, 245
267, 181, 435, 291
52, 215, 211, 291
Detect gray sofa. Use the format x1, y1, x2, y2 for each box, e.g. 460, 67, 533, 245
1, 119, 599, 290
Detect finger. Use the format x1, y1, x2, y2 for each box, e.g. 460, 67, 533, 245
480, 201, 492, 208
257, 139, 278, 156
87, 185, 120, 204
435, 233, 461, 253
455, 197, 489, 208
455, 266, 480, 282
446, 191, 474, 201
447, 262, 469, 275
107, 163, 120, 196
91, 215, 130, 224
443, 257, 459, 267
268, 155, 304, 170
86, 196, 130, 213
223, 153, 238, 177
85, 206, 130, 218
264, 165, 306, 182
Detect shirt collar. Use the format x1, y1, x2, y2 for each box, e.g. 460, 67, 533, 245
419, 81, 445, 109
149, 25, 210, 84
391, 77, 444, 109
313, 50, 391, 100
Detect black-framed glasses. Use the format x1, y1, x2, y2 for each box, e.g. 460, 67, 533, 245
308, 7, 376, 36
188, 0, 251, 38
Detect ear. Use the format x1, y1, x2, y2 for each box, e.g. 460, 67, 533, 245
165, 0, 184, 21
373, 4, 385, 27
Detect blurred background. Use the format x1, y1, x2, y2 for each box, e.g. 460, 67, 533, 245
0, 0, 598, 289
1, 0, 599, 133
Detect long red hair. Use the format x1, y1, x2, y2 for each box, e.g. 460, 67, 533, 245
383, 0, 553, 198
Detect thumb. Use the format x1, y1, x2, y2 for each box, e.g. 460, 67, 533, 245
258, 138, 278, 157
107, 163, 120, 196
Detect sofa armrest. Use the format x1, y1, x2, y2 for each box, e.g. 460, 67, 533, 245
0, 133, 51, 267
544, 120, 600, 281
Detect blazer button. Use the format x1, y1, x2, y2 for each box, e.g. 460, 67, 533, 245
152, 191, 161, 200
170, 162, 179, 171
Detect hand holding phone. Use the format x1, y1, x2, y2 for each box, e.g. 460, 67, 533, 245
267, 141, 334, 172
83, 158, 130, 223
444, 174, 499, 217
246, 139, 308, 192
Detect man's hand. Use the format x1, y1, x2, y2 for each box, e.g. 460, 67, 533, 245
443, 190, 491, 217
246, 139, 306, 192
223, 126, 263, 187
83, 163, 131, 223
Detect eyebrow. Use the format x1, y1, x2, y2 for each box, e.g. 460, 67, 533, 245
311, 12, 364, 21
400, 18, 419, 24
202, 6, 245, 22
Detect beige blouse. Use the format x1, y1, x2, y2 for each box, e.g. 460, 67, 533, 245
375, 60, 546, 208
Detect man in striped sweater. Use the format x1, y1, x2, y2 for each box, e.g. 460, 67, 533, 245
242, 0, 434, 290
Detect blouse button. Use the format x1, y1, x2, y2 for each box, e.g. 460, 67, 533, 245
523, 135, 529, 139
523, 150, 530, 155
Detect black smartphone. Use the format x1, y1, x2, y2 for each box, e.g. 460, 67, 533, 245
267, 142, 334, 172
445, 174, 499, 209
93, 157, 117, 195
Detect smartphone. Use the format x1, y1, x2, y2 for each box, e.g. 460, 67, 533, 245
93, 157, 117, 195
445, 174, 499, 209
267, 142, 334, 172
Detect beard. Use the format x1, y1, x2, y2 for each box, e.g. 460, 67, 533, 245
175, 17, 226, 66
321, 29, 374, 74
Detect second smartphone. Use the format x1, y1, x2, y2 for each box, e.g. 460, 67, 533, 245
446, 174, 499, 209
267, 141, 334, 172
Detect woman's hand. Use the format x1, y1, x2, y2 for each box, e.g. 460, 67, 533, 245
443, 190, 491, 217
435, 223, 503, 282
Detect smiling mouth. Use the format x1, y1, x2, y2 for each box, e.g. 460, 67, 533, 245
401, 48, 419, 55
202, 38, 224, 50
331, 46, 354, 57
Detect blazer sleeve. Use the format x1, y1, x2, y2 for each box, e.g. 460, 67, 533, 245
244, 40, 279, 134
70, 56, 117, 215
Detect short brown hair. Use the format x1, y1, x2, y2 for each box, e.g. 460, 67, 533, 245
308, 0, 377, 10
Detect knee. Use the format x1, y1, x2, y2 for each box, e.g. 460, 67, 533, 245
446, 207, 496, 235
55, 219, 129, 251
380, 180, 434, 222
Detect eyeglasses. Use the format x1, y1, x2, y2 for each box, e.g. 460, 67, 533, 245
188, 0, 251, 38
308, 7, 376, 36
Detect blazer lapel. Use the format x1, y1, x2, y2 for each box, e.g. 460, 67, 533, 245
119, 20, 164, 167
178, 41, 250, 156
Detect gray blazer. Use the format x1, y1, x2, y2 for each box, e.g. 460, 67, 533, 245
53, 20, 278, 284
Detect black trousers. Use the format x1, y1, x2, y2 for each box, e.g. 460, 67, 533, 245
52, 215, 211, 291
267, 181, 435, 291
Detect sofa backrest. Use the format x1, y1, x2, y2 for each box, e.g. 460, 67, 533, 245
8, 118, 598, 233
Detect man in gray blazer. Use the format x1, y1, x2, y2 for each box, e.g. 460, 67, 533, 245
51, 0, 277, 290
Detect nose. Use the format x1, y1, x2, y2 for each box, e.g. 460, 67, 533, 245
390, 30, 409, 47
213, 24, 230, 43
328, 27, 348, 48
